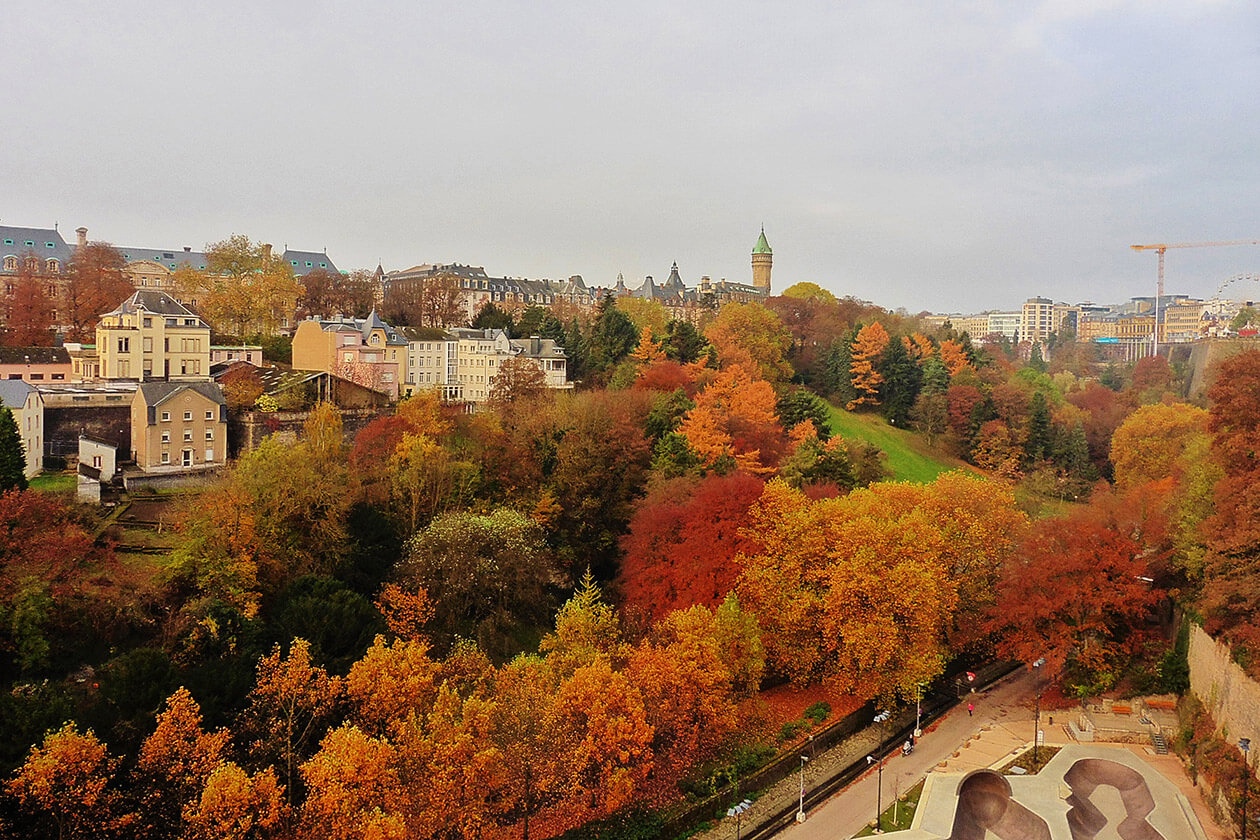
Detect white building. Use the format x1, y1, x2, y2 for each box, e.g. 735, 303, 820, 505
0, 381, 44, 477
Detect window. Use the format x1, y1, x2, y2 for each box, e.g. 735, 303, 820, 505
161, 411, 171, 422
46, 259, 59, 273
205, 410, 214, 420
161, 431, 170, 443
143, 337, 153, 352
118, 337, 130, 353
2, 256, 15, 272
205, 429, 214, 441
161, 452, 170, 464
92, 455, 102, 469
51, 373, 63, 380
28, 373, 43, 380
6, 374, 20, 380
184, 429, 193, 442
183, 411, 192, 421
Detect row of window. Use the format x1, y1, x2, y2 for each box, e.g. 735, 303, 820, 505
5, 373, 66, 381
159, 449, 215, 466
160, 429, 215, 443
2, 257, 60, 274
161, 410, 216, 422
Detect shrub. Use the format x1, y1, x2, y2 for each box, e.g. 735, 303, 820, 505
804, 700, 831, 725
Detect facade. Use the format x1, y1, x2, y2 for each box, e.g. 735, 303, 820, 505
383, 263, 596, 324
403, 327, 570, 403
292, 312, 407, 399
986, 311, 1022, 341
0, 381, 44, 477
64, 343, 101, 380
0, 224, 74, 328
131, 382, 227, 473
96, 291, 211, 381
0, 346, 72, 383
210, 345, 264, 365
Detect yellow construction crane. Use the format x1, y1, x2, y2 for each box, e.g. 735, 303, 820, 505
1130, 240, 1260, 353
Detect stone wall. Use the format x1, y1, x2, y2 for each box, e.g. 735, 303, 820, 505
1188, 623, 1260, 741
231, 407, 392, 456
45, 407, 132, 459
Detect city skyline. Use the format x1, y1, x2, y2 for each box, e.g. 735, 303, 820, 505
5, 1, 1260, 313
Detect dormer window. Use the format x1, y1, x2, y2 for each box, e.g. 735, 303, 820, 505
2, 257, 16, 272
46, 259, 59, 273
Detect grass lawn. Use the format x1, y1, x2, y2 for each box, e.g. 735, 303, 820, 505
854, 779, 925, 835
28, 472, 76, 493
826, 405, 968, 483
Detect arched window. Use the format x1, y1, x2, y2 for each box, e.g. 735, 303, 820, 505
25, 258, 39, 273
46, 259, 59, 273
2, 257, 16, 272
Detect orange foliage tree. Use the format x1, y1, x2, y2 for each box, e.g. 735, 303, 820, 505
703, 302, 793, 384
7, 722, 123, 839
181, 762, 286, 840
678, 365, 784, 473
847, 322, 889, 410
938, 338, 971, 376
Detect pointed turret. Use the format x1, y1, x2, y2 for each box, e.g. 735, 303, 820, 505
752, 226, 773, 293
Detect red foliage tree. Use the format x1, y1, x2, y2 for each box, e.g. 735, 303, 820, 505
617, 473, 765, 621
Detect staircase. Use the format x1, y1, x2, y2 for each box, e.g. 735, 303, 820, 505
1151, 732, 1169, 755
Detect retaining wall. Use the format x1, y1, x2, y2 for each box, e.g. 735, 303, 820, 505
1188, 623, 1260, 741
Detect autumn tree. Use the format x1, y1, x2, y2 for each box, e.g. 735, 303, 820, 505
704, 301, 793, 384
396, 508, 555, 656
134, 686, 231, 831
175, 235, 302, 335
488, 355, 548, 406
343, 635, 440, 734
219, 364, 265, 411
63, 242, 133, 341
492, 654, 564, 840
5, 258, 55, 346
615, 297, 669, 340
985, 504, 1162, 686
678, 365, 785, 473
7, 723, 122, 839
297, 268, 377, 320
847, 322, 889, 410
181, 762, 285, 840
241, 638, 342, 804
298, 724, 406, 839
617, 473, 765, 621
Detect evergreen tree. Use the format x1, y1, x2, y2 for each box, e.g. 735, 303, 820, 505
877, 336, 922, 426
920, 357, 950, 395
823, 328, 859, 406
1028, 343, 1048, 373
565, 317, 587, 380
775, 389, 833, 439
663, 319, 707, 363
582, 294, 639, 378
472, 302, 515, 335
1025, 391, 1052, 463
0, 406, 27, 492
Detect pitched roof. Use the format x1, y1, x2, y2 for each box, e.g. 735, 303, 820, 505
116, 246, 209, 272
753, 227, 772, 255
0, 225, 74, 269
136, 381, 226, 409
103, 290, 205, 321
0, 346, 71, 365
281, 248, 339, 276
0, 380, 36, 408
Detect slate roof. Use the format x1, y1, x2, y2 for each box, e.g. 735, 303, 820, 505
136, 381, 226, 409
311, 311, 408, 346
116, 246, 209, 272
102, 290, 205, 321
281, 249, 340, 276
0, 225, 74, 269
0, 380, 37, 409
0, 346, 71, 365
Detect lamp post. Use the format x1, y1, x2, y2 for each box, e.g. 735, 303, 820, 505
727, 799, 752, 840
915, 683, 923, 738
1242, 738, 1252, 840
1032, 658, 1046, 767
870, 708, 892, 832
797, 754, 810, 822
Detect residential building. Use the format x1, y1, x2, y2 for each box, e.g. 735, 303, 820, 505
383, 263, 596, 324
1021, 297, 1055, 344
0, 381, 44, 477
64, 343, 101, 380
210, 345, 264, 365
986, 311, 1022, 341
96, 290, 211, 381
291, 312, 407, 399
131, 382, 227, 473
1163, 300, 1209, 344
403, 327, 569, 404
0, 346, 72, 383
0, 224, 74, 328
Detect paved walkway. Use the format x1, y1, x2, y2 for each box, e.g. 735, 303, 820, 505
693, 669, 1229, 840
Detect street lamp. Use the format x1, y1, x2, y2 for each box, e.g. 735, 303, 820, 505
727, 799, 752, 840
797, 754, 810, 822
1242, 738, 1251, 840
870, 709, 892, 832
1032, 658, 1046, 767
915, 683, 924, 738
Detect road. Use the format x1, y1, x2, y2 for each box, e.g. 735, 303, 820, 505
778, 667, 1040, 840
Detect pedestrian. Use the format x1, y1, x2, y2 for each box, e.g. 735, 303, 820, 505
967, 702, 974, 717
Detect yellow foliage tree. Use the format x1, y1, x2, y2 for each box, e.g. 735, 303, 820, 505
182, 762, 286, 840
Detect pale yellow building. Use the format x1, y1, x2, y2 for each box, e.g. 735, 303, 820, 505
131, 382, 227, 473
403, 327, 570, 403
96, 291, 211, 381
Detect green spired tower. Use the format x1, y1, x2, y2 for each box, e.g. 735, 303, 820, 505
752, 226, 772, 294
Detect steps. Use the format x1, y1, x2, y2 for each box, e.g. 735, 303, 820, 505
1151, 732, 1169, 755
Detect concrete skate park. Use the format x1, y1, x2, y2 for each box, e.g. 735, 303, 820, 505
888, 744, 1208, 840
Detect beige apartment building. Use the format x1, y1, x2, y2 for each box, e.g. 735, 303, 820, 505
131, 382, 227, 472
292, 312, 408, 399
96, 291, 211, 381
404, 327, 569, 404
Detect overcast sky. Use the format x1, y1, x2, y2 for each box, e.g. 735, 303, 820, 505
5, 1, 1259, 313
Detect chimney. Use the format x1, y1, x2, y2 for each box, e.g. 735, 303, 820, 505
263, 243, 273, 262
76, 227, 88, 248
184, 246, 191, 252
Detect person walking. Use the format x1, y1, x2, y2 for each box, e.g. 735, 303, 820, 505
967, 702, 974, 716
